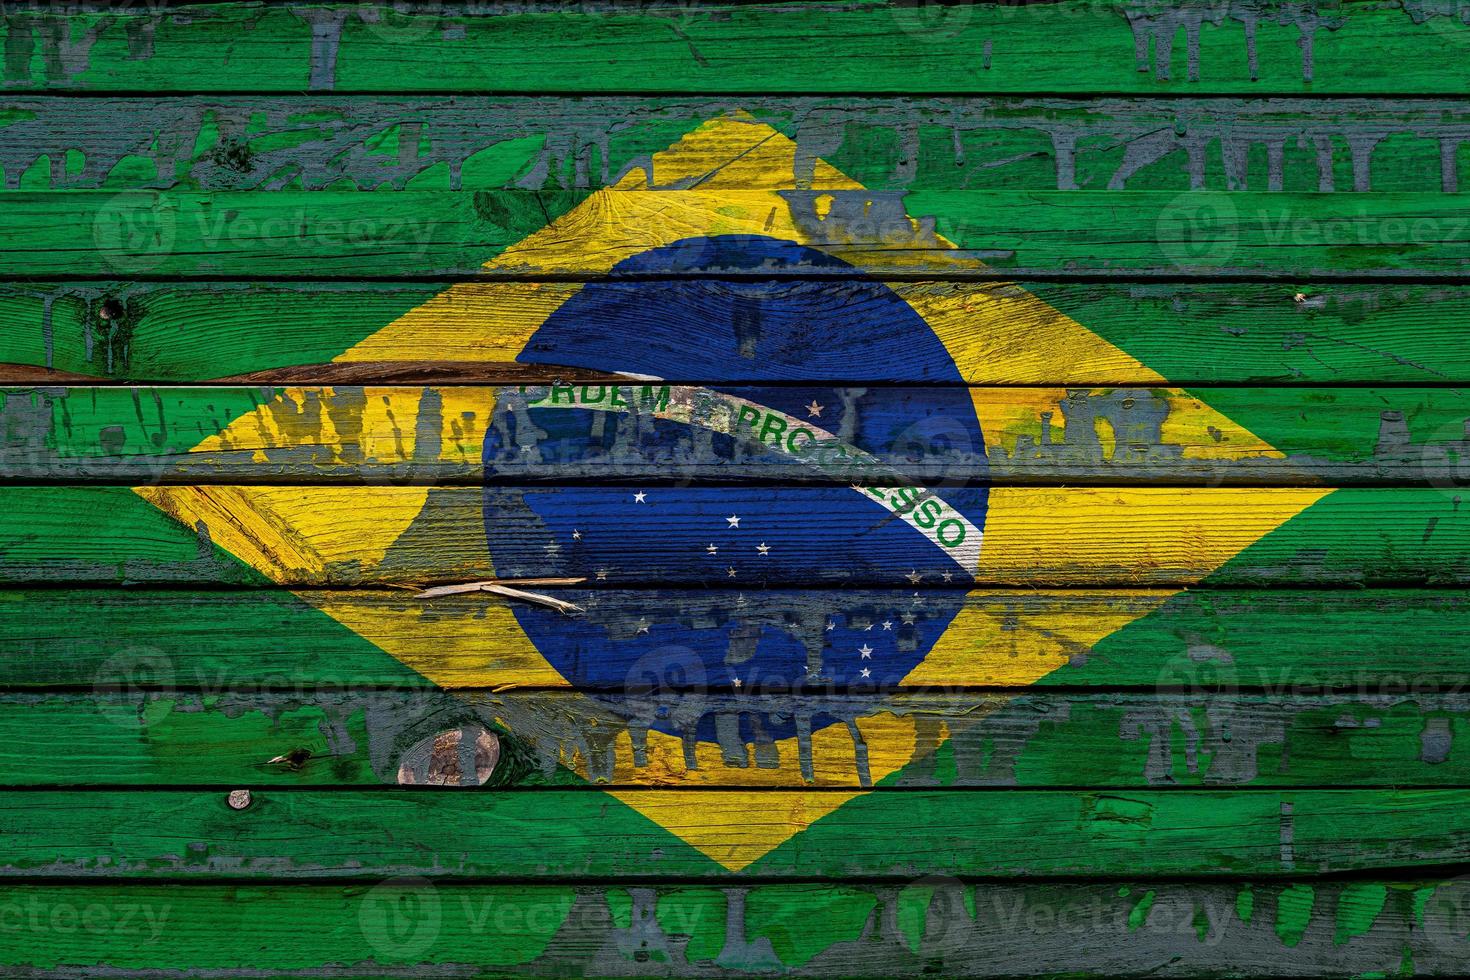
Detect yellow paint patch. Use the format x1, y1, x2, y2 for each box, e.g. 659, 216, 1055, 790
969, 388, 1281, 464
185, 387, 497, 467
341, 115, 857, 364
336, 281, 586, 365
133, 485, 428, 584
436, 387, 497, 464
305, 594, 565, 688
621, 114, 862, 191
577, 709, 956, 789
902, 592, 1175, 687
607, 789, 864, 873
977, 487, 1331, 583
1160, 393, 1284, 461
894, 282, 1168, 386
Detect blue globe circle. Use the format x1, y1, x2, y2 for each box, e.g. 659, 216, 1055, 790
484, 236, 987, 743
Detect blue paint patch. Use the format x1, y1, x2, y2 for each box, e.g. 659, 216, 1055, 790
485, 237, 987, 742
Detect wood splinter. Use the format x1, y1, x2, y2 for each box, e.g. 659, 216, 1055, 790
415, 579, 585, 615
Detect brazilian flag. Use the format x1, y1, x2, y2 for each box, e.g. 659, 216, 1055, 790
11, 116, 1341, 866
1, 46, 1470, 976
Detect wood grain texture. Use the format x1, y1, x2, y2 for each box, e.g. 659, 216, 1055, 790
5, 2, 1470, 976
8, 188, 1470, 278
4, 96, 1469, 194
0, 879, 1464, 978
2, 2, 1469, 95
6, 690, 1467, 789
6, 384, 1470, 486
2, 788, 1469, 878
6, 280, 1470, 386
8, 588, 1467, 692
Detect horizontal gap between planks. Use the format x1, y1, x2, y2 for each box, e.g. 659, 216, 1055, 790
9, 272, 1470, 286
8, 374, 1470, 391
0, 580, 1463, 593
5, 784, 1470, 795
17, 88, 1470, 102
0, 478, 1457, 490
0, 869, 1458, 888
67, 682, 1470, 696
9, 87, 1470, 104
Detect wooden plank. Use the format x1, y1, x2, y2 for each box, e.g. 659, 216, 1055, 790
5, 280, 1470, 386
0, 879, 1462, 977
2, 2, 1469, 95
6, 384, 1470, 487
4, 96, 1470, 194
6, 690, 1467, 790
3, 788, 1469, 878
7, 588, 1466, 692
6, 189, 1470, 278
7, 484, 1468, 587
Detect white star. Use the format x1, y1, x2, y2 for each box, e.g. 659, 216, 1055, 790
726, 566, 737, 578
571, 529, 582, 540
860, 667, 871, 678
756, 542, 770, 555
941, 571, 953, 582
858, 644, 873, 659
881, 620, 892, 630
544, 541, 562, 554
706, 544, 718, 555
635, 618, 649, 635
726, 515, 740, 528
595, 569, 608, 581
901, 613, 916, 625
905, 570, 923, 584
864, 624, 873, 632
825, 620, 835, 631
732, 677, 742, 689
805, 400, 824, 418
633, 491, 647, 503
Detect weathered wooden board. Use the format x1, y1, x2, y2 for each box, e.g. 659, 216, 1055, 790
5, 280, 1470, 386
1, 879, 1465, 978
8, 189, 1470, 278
7, 2, 1470, 976
2, 2, 1469, 95
4, 97, 1470, 194
12, 588, 1470, 692
3, 788, 1469, 878
7, 484, 1465, 586
7, 690, 1467, 790
6, 384, 1470, 486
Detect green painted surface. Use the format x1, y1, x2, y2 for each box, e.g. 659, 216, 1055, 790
0, 189, 1466, 276
2, 3, 1470, 94
0, 2, 1467, 975
0, 691, 1461, 789
7, 281, 1470, 385
0, 788, 1458, 878
0, 880, 1455, 976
